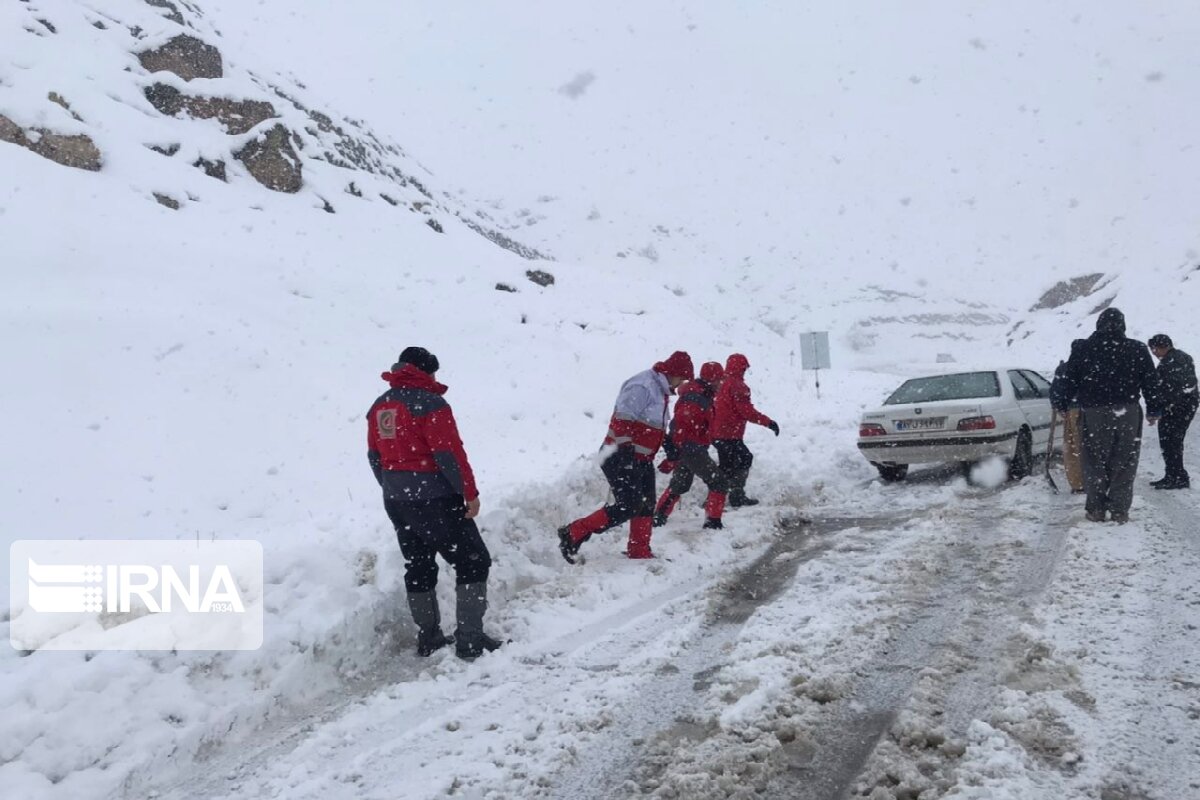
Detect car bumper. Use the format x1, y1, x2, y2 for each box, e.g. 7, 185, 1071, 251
857, 431, 1018, 465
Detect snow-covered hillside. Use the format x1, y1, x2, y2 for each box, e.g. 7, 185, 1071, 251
3, 1, 1200, 798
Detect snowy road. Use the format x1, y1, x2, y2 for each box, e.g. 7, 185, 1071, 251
131, 448, 1199, 800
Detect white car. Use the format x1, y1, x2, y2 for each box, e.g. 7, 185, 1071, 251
857, 368, 1056, 482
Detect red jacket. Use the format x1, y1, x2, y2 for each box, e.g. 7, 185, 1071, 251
670, 378, 719, 448
366, 364, 479, 501
712, 354, 773, 440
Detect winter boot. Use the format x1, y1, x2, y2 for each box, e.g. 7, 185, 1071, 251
728, 489, 759, 508
625, 517, 655, 559
407, 591, 453, 657
558, 509, 609, 564
653, 491, 680, 527
557, 526, 582, 564
702, 490, 725, 529
454, 582, 503, 660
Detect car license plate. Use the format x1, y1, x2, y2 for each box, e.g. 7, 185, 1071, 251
895, 417, 946, 431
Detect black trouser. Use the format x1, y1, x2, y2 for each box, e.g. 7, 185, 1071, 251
384, 494, 491, 593
1159, 405, 1196, 481
667, 445, 728, 497
1080, 404, 1143, 517
713, 439, 753, 497
598, 446, 656, 529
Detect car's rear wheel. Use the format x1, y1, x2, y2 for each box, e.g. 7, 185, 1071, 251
1008, 428, 1033, 481
874, 462, 909, 483
960, 460, 977, 483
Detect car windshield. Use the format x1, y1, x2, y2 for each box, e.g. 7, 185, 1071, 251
884, 371, 1000, 405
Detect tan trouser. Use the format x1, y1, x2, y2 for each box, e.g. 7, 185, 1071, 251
1062, 408, 1084, 492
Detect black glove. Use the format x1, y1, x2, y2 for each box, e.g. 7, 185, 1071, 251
662, 438, 680, 461
767, 420, 780, 436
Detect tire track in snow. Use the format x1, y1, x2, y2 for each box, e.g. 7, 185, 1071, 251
546, 513, 914, 799
625, 478, 1076, 799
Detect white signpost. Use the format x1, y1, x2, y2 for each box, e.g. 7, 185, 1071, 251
798, 331, 831, 398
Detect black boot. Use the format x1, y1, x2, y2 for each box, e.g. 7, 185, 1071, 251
653, 493, 678, 528
408, 592, 453, 657
728, 490, 759, 508
455, 582, 503, 660
557, 526, 581, 564
702, 517, 723, 530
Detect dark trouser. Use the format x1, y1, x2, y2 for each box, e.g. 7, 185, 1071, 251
713, 439, 753, 499
1080, 403, 1143, 517
598, 446, 656, 528
566, 446, 656, 544
667, 445, 728, 497
384, 493, 492, 593
1159, 406, 1196, 482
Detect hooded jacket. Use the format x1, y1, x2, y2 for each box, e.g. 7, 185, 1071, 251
712, 354, 773, 440
1061, 309, 1163, 415
603, 353, 694, 461
669, 362, 724, 450
366, 363, 479, 502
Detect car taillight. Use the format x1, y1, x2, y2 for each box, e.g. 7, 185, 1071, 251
957, 415, 996, 431
859, 423, 887, 437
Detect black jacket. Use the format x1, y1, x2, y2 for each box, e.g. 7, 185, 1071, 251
1049, 339, 1086, 412
1061, 320, 1162, 415
1156, 348, 1199, 416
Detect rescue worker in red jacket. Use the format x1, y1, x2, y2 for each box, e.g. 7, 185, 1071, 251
653, 361, 729, 529
712, 353, 779, 507
558, 351, 695, 562
367, 347, 502, 660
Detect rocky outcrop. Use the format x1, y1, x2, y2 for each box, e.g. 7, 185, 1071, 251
0, 114, 102, 171
234, 124, 302, 193
137, 34, 222, 81
525, 269, 555, 287
144, 84, 275, 134
1029, 273, 1107, 311
193, 157, 226, 181
144, 0, 185, 26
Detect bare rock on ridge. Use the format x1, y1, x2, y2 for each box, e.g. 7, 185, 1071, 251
235, 124, 302, 193
0, 114, 103, 171
137, 34, 222, 81
144, 84, 276, 135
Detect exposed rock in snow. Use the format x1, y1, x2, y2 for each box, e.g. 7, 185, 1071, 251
0, 113, 102, 171
136, 34, 223, 81
234, 123, 301, 192
143, 83, 277, 135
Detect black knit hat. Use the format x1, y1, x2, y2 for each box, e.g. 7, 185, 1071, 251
397, 346, 440, 375
1148, 334, 1173, 349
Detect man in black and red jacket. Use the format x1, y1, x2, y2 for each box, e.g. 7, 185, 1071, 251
367, 346, 501, 659
557, 351, 694, 563
653, 360, 729, 529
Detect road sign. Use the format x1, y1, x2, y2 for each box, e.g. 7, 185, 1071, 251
799, 331, 831, 371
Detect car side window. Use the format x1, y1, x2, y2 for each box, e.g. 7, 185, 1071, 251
1008, 370, 1038, 401
1020, 370, 1052, 398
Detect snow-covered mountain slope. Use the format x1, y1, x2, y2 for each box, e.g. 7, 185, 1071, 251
3, 1, 1200, 798
1, 0, 547, 258
203, 0, 1200, 361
